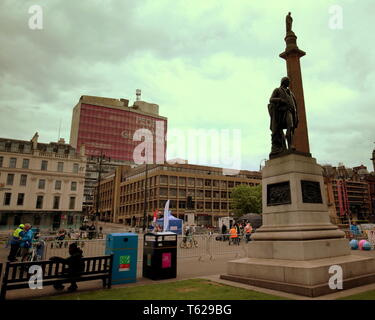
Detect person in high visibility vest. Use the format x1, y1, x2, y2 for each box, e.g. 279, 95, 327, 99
7, 224, 25, 262
229, 225, 238, 245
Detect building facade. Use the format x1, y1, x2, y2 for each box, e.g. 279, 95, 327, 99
69, 95, 168, 162
94, 163, 262, 227
83, 157, 135, 216
69, 95, 167, 215
323, 164, 373, 224
0, 133, 86, 231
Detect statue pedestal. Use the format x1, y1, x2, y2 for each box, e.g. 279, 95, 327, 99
221, 154, 375, 297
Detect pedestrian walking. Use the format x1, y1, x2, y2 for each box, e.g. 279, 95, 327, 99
244, 222, 253, 242
7, 224, 25, 262
229, 225, 239, 245
350, 221, 361, 240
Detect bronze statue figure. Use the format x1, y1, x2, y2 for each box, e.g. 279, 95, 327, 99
268, 76, 299, 157
286, 12, 293, 34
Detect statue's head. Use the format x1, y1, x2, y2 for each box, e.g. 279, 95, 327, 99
281, 77, 290, 87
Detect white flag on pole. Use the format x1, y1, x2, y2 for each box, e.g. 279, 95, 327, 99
163, 200, 170, 232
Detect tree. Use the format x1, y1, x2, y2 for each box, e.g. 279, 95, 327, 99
230, 184, 262, 217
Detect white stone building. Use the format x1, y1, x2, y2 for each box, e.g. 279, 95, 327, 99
0, 133, 86, 231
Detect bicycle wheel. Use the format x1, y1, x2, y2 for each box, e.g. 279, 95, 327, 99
193, 239, 198, 248
186, 240, 192, 249
30, 249, 37, 262
180, 241, 186, 249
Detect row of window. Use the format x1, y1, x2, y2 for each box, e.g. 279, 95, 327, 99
121, 176, 259, 193
0, 214, 80, 227
120, 189, 232, 204
3, 192, 76, 209
118, 201, 229, 215
3, 173, 79, 191
126, 166, 259, 181
0, 156, 80, 173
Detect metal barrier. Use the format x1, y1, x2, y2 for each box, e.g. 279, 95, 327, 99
42, 234, 251, 262
207, 234, 249, 260
44, 239, 106, 259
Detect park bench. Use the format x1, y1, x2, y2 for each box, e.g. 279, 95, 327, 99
0, 255, 113, 300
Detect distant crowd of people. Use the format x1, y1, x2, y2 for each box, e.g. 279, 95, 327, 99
221, 221, 254, 245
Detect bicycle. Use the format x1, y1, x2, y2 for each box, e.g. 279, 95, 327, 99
180, 234, 198, 249
24, 240, 45, 262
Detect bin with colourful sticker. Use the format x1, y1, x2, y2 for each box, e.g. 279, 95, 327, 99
105, 233, 138, 284
142, 232, 177, 280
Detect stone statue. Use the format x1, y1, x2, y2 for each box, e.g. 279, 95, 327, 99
286, 12, 293, 34
268, 76, 299, 157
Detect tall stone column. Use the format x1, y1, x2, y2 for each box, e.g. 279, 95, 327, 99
280, 32, 310, 156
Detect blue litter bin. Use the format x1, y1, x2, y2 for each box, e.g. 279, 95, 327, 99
105, 233, 138, 285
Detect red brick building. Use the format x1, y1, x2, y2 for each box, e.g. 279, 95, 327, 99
69, 95, 167, 162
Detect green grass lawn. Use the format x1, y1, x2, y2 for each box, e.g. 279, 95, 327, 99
339, 290, 375, 300
40, 279, 288, 300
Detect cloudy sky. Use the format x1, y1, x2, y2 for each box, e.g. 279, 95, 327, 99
0, 0, 374, 171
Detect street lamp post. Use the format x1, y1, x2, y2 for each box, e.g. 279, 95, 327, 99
143, 164, 149, 232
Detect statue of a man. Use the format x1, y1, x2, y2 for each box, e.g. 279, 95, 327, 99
268, 76, 299, 157
286, 12, 293, 34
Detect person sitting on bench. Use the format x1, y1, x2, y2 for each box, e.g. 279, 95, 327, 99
50, 242, 85, 292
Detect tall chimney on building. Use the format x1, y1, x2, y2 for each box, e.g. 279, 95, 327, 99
136, 89, 141, 101
31, 132, 39, 150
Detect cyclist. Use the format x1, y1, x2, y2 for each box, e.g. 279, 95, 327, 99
183, 225, 191, 244
20, 224, 33, 262
244, 222, 253, 243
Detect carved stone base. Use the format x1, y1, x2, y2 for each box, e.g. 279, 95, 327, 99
255, 154, 344, 241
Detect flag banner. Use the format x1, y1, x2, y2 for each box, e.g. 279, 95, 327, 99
163, 200, 170, 232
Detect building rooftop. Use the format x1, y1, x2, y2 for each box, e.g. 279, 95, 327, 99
0, 133, 82, 156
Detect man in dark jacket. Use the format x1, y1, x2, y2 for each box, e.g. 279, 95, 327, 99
88, 223, 96, 240
50, 242, 85, 292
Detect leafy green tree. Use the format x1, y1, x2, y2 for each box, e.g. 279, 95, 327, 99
230, 184, 262, 217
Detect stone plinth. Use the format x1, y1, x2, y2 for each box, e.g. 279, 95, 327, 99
252, 153, 347, 247
221, 153, 375, 297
